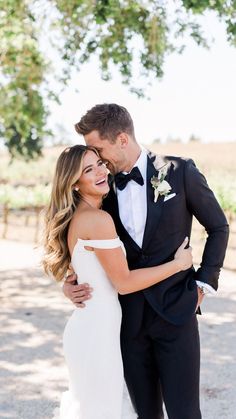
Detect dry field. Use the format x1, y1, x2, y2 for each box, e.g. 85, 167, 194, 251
148, 141, 236, 175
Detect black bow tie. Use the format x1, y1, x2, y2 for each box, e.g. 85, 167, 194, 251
115, 166, 144, 190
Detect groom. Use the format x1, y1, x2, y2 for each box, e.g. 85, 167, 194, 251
64, 104, 229, 419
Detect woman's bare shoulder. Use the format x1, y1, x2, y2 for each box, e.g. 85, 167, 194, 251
90, 210, 117, 239
70, 208, 116, 240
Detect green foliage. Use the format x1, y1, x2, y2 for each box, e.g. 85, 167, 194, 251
216, 187, 236, 214
208, 172, 236, 215
0, 0, 235, 159
0, 184, 50, 209
214, 182, 236, 215
181, 0, 236, 45
55, 0, 236, 88
0, 0, 48, 160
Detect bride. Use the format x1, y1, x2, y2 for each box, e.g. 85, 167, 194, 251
43, 145, 192, 419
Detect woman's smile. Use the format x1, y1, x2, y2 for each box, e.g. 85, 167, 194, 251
95, 176, 108, 187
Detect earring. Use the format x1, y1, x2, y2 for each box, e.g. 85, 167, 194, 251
74, 187, 79, 191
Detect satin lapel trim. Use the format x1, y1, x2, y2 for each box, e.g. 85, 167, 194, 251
107, 182, 141, 251
142, 152, 173, 250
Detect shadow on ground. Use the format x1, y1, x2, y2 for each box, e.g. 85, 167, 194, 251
0, 268, 71, 419
0, 267, 236, 418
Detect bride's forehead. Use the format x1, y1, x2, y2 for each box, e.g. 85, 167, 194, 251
83, 150, 99, 164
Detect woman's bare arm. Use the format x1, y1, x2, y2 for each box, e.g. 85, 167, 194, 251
93, 211, 192, 295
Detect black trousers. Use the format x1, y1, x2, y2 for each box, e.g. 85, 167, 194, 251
120, 297, 201, 419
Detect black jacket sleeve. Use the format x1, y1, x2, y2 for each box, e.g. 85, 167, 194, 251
184, 159, 229, 290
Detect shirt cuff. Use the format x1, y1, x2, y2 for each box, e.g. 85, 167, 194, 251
196, 281, 217, 295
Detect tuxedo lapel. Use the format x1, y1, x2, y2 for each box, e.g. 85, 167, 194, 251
142, 152, 173, 250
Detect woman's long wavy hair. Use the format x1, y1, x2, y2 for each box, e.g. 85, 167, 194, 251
42, 145, 99, 281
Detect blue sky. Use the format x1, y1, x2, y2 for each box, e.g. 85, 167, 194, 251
48, 12, 236, 145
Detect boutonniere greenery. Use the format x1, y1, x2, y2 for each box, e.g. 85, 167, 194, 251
151, 165, 172, 202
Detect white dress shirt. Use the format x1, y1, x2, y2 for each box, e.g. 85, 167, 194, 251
117, 149, 147, 248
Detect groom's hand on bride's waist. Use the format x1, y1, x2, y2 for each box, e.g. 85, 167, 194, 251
63, 274, 93, 308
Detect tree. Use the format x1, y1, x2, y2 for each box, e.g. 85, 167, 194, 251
189, 134, 201, 142
55, 0, 236, 89
0, 0, 235, 159
0, 0, 49, 160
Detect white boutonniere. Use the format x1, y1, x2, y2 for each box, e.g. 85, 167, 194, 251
151, 165, 172, 202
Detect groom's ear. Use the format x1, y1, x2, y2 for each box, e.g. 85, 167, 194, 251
117, 132, 129, 148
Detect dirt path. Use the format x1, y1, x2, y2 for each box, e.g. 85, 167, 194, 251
0, 240, 235, 419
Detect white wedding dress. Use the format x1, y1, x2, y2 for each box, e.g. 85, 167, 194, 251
55, 237, 137, 419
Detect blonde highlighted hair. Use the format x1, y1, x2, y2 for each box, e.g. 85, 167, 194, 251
42, 145, 98, 281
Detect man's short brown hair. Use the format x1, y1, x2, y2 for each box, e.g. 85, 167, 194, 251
75, 103, 135, 143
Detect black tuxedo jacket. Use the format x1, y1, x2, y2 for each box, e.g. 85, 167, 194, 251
102, 151, 229, 325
